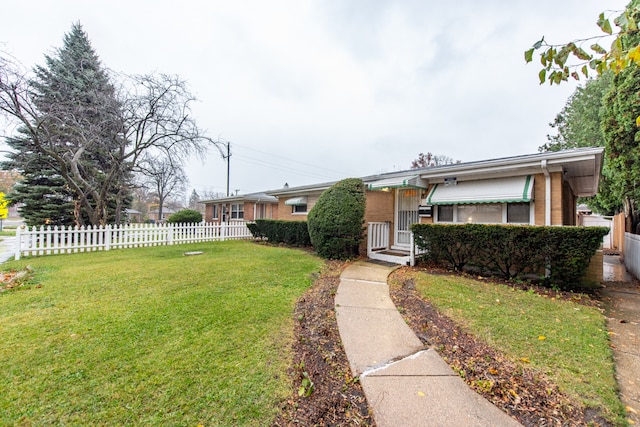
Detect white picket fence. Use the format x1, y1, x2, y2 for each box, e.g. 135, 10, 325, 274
14, 221, 252, 260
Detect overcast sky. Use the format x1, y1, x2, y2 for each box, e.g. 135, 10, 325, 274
0, 0, 628, 199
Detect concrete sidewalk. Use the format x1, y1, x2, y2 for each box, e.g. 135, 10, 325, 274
335, 260, 522, 427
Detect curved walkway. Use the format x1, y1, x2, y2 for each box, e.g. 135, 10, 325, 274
335, 260, 522, 427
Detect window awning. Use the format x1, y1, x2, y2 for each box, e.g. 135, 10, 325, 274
284, 196, 308, 206
367, 175, 427, 191
426, 175, 533, 205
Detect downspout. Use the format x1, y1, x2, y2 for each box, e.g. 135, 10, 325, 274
541, 160, 551, 226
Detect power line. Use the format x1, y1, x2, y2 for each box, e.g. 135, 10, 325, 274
232, 142, 348, 177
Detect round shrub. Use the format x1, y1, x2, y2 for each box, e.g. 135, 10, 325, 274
166, 209, 203, 224
307, 178, 365, 259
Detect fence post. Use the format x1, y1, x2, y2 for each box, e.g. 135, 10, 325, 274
105, 224, 111, 251
168, 223, 173, 245
14, 225, 23, 261
221, 221, 227, 241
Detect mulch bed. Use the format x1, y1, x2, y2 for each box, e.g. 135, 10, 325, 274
273, 260, 375, 426
388, 266, 612, 427
274, 260, 613, 426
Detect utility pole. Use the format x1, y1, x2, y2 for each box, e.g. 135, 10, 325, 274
226, 141, 231, 197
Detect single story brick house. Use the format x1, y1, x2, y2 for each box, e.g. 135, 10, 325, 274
267, 147, 604, 264
202, 192, 279, 223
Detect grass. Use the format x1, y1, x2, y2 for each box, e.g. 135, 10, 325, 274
411, 272, 626, 425
0, 240, 323, 426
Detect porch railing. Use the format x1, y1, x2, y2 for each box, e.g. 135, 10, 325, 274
367, 221, 390, 257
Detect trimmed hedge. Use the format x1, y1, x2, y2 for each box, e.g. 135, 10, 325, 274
411, 223, 608, 289
253, 219, 311, 246
166, 209, 203, 224
307, 178, 366, 260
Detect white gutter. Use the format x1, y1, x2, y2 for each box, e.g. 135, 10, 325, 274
541, 160, 551, 226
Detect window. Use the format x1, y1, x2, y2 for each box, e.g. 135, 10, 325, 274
211, 204, 219, 219
437, 205, 453, 222
231, 203, 244, 219
457, 204, 502, 224
292, 204, 307, 214
435, 203, 531, 224
507, 202, 530, 224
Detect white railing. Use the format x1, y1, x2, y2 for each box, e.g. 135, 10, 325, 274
367, 222, 390, 257
624, 232, 640, 280
410, 231, 428, 267
14, 221, 252, 260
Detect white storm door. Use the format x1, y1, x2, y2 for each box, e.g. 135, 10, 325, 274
394, 188, 420, 249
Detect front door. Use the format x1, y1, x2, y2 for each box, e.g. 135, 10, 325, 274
394, 188, 420, 249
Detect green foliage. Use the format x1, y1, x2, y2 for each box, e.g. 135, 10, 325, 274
0, 192, 8, 220
254, 219, 311, 246
166, 209, 202, 224
525, 1, 640, 84
410, 272, 626, 424
307, 178, 365, 260
2, 23, 130, 226
0, 241, 322, 425
246, 222, 265, 239
602, 38, 640, 232
411, 224, 608, 289
541, 73, 613, 152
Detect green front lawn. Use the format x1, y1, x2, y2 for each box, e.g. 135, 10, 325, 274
412, 272, 626, 425
0, 241, 322, 426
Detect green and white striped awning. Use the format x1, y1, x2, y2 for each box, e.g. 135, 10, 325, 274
284, 196, 308, 206
426, 175, 533, 205
367, 175, 427, 191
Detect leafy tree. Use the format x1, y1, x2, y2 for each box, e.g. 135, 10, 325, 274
166, 209, 202, 224
602, 8, 640, 232
0, 192, 8, 219
410, 152, 458, 169
307, 178, 365, 260
526, 1, 640, 87
541, 73, 613, 152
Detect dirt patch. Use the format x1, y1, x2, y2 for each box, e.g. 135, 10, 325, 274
388, 267, 612, 427
273, 260, 374, 426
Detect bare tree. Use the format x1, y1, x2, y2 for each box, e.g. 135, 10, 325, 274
0, 57, 219, 225
136, 154, 187, 222
411, 152, 459, 169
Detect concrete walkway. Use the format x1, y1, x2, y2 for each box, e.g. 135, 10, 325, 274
335, 260, 522, 427
600, 255, 640, 425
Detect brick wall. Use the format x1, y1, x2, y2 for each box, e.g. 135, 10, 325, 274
533, 171, 568, 226
277, 193, 322, 221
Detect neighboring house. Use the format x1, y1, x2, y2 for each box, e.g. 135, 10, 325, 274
202, 192, 278, 223
124, 208, 142, 223
268, 147, 604, 265
148, 207, 177, 223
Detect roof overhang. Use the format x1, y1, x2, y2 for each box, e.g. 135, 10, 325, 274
416, 147, 604, 198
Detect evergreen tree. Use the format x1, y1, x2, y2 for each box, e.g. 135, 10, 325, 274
4, 22, 130, 226
4, 133, 75, 226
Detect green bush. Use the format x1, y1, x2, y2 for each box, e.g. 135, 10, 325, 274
166, 209, 203, 224
254, 219, 311, 246
411, 223, 608, 289
307, 178, 366, 260
246, 222, 265, 239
